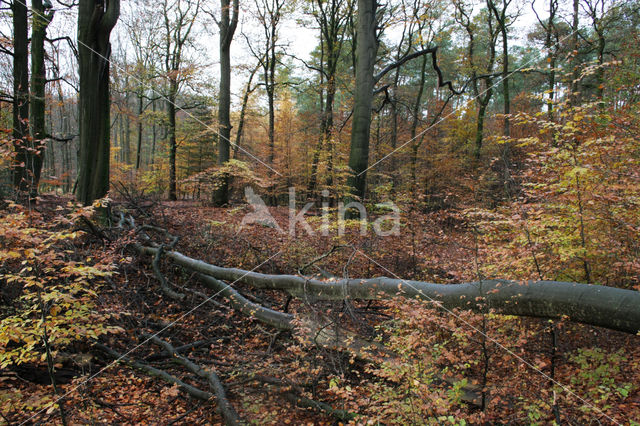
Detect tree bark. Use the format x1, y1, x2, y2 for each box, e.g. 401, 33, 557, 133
136, 93, 144, 169
346, 0, 377, 201
212, 0, 238, 206
28, 0, 53, 195
138, 245, 640, 334
569, 0, 580, 106
12, 0, 30, 193
168, 82, 177, 200
76, 0, 120, 205
232, 62, 259, 159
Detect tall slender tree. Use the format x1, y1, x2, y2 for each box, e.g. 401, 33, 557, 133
251, 0, 285, 166
306, 0, 352, 195
212, 0, 239, 206
160, 0, 201, 201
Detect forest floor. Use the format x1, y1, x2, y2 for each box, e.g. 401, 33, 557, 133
3, 196, 640, 424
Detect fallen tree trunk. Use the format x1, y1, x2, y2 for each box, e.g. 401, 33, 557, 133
134, 245, 481, 405
138, 245, 640, 334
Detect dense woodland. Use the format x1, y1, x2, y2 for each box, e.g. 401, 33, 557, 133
1, 0, 640, 423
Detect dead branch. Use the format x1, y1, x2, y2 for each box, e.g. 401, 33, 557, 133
146, 336, 242, 426
94, 343, 213, 401
152, 245, 186, 301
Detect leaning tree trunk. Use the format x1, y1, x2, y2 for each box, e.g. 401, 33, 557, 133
346, 0, 377, 201
76, 0, 120, 206
232, 62, 259, 159
12, 0, 30, 193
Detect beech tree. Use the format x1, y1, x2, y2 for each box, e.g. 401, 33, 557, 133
453, 0, 499, 159
76, 0, 120, 205
306, 0, 352, 195
345, 0, 377, 201
160, 0, 201, 201
250, 0, 286, 166
211, 0, 239, 206
11, 0, 30, 193
29, 0, 54, 193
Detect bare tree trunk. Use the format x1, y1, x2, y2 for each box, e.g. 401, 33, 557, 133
12, 0, 30, 193
151, 99, 157, 166
212, 0, 238, 206
410, 54, 428, 191
346, 0, 377, 201
136, 93, 144, 169
233, 62, 259, 159
28, 0, 53, 195
76, 0, 120, 205
168, 82, 177, 201
569, 0, 580, 106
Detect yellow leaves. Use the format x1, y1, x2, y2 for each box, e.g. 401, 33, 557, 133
0, 206, 117, 373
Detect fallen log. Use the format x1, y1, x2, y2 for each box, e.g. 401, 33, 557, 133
137, 245, 640, 334
135, 245, 482, 406
197, 273, 393, 362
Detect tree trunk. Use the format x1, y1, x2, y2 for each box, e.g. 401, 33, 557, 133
346, 0, 377, 201
168, 82, 177, 201
138, 245, 640, 334
29, 0, 53, 195
410, 54, 428, 191
136, 93, 144, 169
12, 0, 30, 193
151, 99, 157, 166
500, 20, 509, 137
76, 0, 120, 206
569, 0, 580, 106
213, 0, 238, 206
545, 0, 557, 120
233, 62, 259, 159
474, 94, 491, 159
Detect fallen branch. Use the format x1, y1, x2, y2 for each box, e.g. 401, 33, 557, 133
152, 245, 186, 301
250, 374, 355, 421
197, 273, 294, 330
146, 336, 242, 426
145, 340, 212, 361
94, 343, 212, 401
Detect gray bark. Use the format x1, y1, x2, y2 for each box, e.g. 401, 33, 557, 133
346, 0, 377, 200
212, 0, 239, 206
138, 245, 640, 334
29, 0, 54, 194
